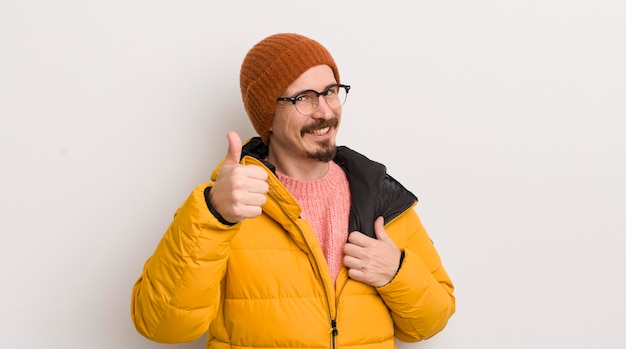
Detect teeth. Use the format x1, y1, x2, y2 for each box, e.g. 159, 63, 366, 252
310, 127, 330, 135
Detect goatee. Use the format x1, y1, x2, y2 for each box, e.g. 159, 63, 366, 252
307, 139, 336, 162
301, 118, 339, 162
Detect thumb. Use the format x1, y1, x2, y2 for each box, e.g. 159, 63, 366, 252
373, 216, 389, 240
223, 131, 242, 165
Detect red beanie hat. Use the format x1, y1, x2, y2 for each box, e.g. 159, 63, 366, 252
240, 33, 340, 144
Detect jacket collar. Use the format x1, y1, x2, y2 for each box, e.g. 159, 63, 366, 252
240, 137, 418, 238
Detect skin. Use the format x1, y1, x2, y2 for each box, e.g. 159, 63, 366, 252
268, 65, 340, 180
210, 64, 401, 287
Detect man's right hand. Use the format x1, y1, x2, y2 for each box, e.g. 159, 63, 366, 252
209, 131, 269, 223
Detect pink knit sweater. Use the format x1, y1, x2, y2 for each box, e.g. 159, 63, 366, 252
277, 161, 351, 282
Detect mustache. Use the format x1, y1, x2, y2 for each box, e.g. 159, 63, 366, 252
300, 117, 339, 136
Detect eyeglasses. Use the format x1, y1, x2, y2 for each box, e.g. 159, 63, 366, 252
276, 84, 351, 116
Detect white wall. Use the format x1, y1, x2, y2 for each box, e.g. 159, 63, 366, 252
1, 1, 625, 348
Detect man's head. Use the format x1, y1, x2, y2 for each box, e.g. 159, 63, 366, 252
239, 33, 340, 145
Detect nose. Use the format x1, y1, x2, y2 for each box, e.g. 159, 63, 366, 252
310, 96, 335, 119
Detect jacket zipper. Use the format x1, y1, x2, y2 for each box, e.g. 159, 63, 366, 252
331, 319, 338, 349
268, 194, 338, 349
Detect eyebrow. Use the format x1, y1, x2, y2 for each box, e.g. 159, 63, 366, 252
287, 83, 338, 97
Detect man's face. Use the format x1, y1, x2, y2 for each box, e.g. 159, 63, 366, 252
269, 65, 341, 164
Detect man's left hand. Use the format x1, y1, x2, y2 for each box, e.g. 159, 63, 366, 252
343, 216, 402, 287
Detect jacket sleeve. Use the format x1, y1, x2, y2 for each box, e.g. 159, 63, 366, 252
376, 208, 456, 342
130, 183, 239, 343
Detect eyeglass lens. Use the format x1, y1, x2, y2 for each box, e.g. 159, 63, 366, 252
295, 85, 348, 116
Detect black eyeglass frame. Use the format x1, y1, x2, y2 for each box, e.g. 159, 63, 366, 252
276, 83, 351, 107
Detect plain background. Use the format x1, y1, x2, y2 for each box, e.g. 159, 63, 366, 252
1, 1, 625, 348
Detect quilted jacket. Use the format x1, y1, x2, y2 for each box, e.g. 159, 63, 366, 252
131, 138, 455, 348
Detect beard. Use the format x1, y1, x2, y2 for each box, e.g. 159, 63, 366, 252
306, 139, 337, 162
301, 117, 339, 162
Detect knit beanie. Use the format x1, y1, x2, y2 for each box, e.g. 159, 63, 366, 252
240, 33, 340, 144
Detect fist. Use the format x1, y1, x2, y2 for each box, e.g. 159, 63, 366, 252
209, 131, 269, 223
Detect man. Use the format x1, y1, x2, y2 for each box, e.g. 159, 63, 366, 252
131, 33, 455, 348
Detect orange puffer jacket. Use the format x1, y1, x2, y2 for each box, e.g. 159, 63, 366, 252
131, 138, 455, 348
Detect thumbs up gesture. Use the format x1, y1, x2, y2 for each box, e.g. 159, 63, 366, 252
209, 131, 269, 223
